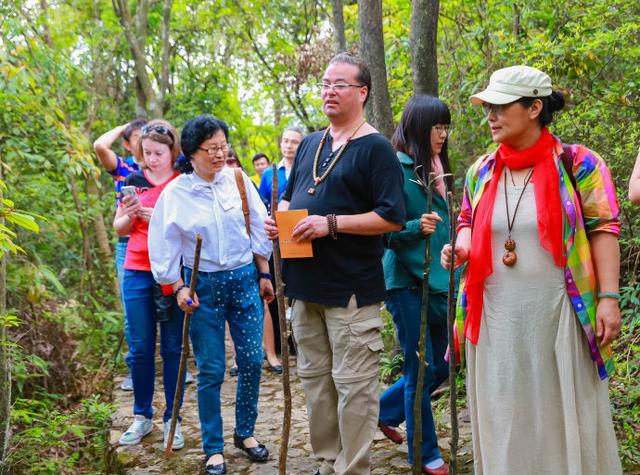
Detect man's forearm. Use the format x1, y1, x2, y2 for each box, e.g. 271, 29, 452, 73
336, 211, 402, 236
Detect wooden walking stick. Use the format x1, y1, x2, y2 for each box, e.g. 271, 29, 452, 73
164, 234, 203, 457
412, 169, 435, 475
446, 191, 459, 475
271, 165, 292, 475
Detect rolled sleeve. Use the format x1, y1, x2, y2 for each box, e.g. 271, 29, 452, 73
574, 146, 621, 236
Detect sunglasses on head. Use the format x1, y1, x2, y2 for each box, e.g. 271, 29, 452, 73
141, 124, 171, 137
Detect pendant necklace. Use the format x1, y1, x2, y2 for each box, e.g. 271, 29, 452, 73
307, 120, 367, 195
502, 166, 534, 267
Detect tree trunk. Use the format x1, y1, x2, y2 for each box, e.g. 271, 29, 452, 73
160, 0, 174, 115
411, 0, 439, 96
357, 0, 395, 138
0, 154, 10, 474
112, 0, 163, 118
331, 0, 347, 53
513, 3, 521, 38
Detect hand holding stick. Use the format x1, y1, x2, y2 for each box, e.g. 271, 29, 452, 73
164, 234, 203, 457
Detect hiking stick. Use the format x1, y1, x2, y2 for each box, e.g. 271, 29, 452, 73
446, 191, 459, 475
271, 165, 292, 475
164, 234, 203, 457
412, 170, 435, 475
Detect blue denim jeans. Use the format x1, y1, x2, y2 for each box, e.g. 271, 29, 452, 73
115, 238, 132, 368
123, 269, 185, 422
379, 288, 449, 465
184, 264, 264, 457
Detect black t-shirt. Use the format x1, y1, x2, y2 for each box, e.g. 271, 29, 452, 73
282, 130, 405, 307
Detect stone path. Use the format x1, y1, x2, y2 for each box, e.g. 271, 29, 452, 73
109, 351, 474, 474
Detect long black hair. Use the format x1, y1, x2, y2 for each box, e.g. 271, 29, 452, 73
177, 115, 229, 174
391, 95, 453, 192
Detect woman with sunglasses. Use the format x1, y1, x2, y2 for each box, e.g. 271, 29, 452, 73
114, 120, 186, 449
377, 96, 453, 475
148, 115, 274, 475
442, 66, 622, 474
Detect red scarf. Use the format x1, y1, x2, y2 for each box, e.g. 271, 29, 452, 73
464, 128, 566, 344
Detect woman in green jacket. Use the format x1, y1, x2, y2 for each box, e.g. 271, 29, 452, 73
378, 96, 453, 475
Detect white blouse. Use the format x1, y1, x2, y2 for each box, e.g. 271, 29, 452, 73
148, 167, 272, 284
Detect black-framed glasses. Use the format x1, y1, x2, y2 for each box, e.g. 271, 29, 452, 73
319, 83, 365, 93
198, 143, 230, 155
432, 125, 451, 135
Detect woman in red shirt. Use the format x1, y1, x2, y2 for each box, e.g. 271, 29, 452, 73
113, 120, 185, 450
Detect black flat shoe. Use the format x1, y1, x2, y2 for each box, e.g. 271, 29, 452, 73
267, 363, 283, 374
233, 431, 269, 462
204, 454, 226, 475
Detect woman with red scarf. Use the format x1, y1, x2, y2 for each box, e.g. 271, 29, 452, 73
442, 66, 622, 474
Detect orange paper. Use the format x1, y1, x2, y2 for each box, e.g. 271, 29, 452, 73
275, 209, 314, 258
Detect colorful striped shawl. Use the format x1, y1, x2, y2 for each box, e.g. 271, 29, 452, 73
455, 137, 621, 380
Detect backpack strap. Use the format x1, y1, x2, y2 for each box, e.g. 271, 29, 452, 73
234, 168, 251, 237
560, 143, 577, 190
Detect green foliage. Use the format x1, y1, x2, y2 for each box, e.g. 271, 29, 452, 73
9, 395, 114, 474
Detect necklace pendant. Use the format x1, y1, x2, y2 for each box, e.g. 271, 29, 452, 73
502, 239, 517, 266
307, 187, 316, 195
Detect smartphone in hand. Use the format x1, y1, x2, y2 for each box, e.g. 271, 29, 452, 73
121, 186, 138, 203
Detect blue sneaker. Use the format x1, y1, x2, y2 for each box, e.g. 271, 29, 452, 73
120, 374, 133, 391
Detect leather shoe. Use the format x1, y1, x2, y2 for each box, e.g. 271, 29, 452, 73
204, 454, 226, 475
267, 363, 283, 374
378, 420, 403, 444
422, 462, 449, 475
233, 431, 269, 462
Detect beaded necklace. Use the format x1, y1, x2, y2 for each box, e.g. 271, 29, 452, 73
307, 120, 366, 195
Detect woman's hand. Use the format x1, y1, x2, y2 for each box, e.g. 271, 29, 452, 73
136, 206, 154, 222
176, 287, 199, 313
121, 195, 141, 220
441, 242, 470, 269
596, 298, 621, 347
292, 215, 328, 242
264, 216, 279, 240
420, 212, 442, 236
259, 278, 275, 303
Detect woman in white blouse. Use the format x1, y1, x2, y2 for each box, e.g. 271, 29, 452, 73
148, 115, 274, 475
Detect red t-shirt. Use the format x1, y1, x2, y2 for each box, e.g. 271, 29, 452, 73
122, 170, 178, 271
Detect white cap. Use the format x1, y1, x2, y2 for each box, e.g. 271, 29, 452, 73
470, 65, 553, 105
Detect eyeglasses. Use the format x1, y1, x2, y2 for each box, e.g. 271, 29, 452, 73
319, 83, 365, 93
198, 144, 230, 155
432, 125, 451, 135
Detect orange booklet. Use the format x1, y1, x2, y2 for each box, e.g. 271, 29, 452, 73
275, 209, 314, 258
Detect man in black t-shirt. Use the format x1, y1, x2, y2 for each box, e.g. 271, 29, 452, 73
265, 53, 405, 475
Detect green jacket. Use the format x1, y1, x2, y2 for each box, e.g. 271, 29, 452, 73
383, 151, 454, 293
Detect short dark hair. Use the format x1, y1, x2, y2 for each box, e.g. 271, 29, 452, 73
517, 90, 565, 127
123, 119, 147, 141
391, 95, 453, 191
328, 52, 372, 106
252, 153, 270, 164
178, 115, 229, 174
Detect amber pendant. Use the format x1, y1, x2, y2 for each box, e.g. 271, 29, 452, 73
502, 239, 517, 266
307, 187, 316, 195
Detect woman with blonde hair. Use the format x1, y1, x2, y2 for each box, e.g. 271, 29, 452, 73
115, 120, 186, 450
